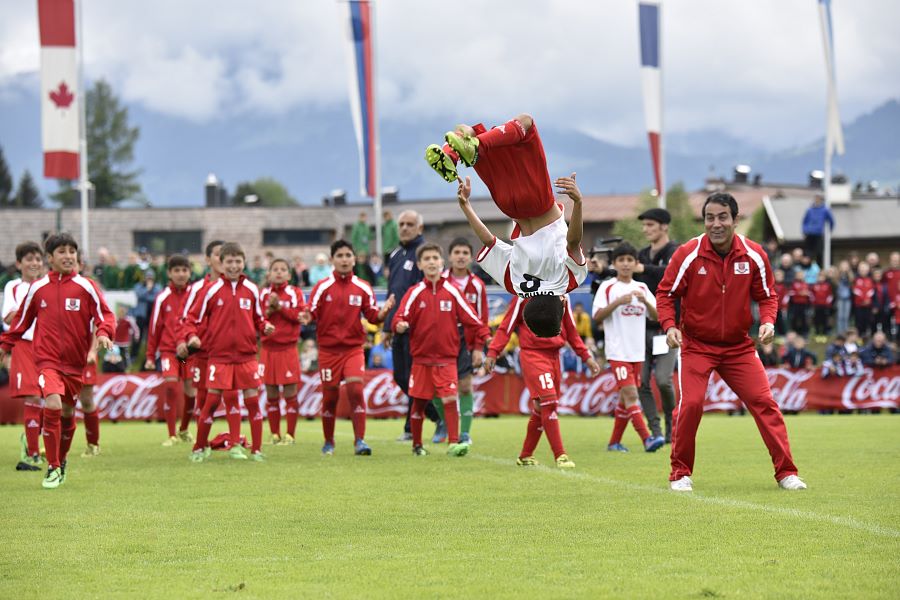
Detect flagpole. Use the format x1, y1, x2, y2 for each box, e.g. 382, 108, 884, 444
657, 0, 665, 209
76, 0, 89, 258
370, 0, 382, 259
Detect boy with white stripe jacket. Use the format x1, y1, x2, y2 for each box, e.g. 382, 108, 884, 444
392, 242, 491, 457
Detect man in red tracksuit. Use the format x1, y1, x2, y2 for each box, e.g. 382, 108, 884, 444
0, 233, 116, 490
145, 254, 194, 446
305, 240, 395, 456
658, 193, 806, 492
392, 243, 490, 457
484, 296, 600, 469
184, 242, 274, 462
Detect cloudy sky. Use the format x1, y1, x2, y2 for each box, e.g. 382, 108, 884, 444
0, 0, 898, 202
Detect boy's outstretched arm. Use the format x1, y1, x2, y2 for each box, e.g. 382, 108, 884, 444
457, 176, 495, 246
555, 172, 583, 253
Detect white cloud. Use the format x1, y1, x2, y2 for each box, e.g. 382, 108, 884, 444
1, 0, 897, 147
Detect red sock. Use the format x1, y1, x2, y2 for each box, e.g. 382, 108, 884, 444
476, 119, 526, 152
442, 399, 460, 444
267, 395, 282, 436
347, 381, 366, 441
520, 404, 543, 458
245, 396, 263, 453
193, 393, 219, 451
164, 381, 178, 437
194, 388, 207, 419
59, 415, 76, 463
180, 392, 195, 432
23, 403, 42, 457
609, 403, 629, 445
321, 386, 339, 444
410, 398, 429, 447
628, 404, 650, 441
83, 409, 100, 445
441, 143, 460, 164
223, 391, 242, 447
285, 394, 299, 437
42, 407, 62, 468
539, 399, 566, 458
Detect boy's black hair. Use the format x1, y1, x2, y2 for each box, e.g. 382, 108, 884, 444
44, 233, 78, 255
331, 239, 354, 257
610, 242, 639, 263
219, 242, 245, 259
448, 237, 473, 254
268, 258, 290, 270
523, 295, 565, 338
167, 254, 191, 270
416, 242, 443, 261
702, 192, 739, 219
205, 240, 225, 257
15, 241, 42, 262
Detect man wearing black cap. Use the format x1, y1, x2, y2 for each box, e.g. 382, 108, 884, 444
633, 208, 680, 442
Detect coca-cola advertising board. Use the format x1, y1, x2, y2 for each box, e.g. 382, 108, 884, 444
0, 367, 897, 424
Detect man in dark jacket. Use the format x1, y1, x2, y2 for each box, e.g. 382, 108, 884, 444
801, 195, 834, 266
632, 208, 680, 442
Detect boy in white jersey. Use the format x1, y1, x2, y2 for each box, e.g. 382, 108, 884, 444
592, 243, 665, 453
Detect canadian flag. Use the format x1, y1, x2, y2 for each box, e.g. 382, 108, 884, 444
38, 0, 80, 179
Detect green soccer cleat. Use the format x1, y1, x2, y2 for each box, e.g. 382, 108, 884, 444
447, 443, 469, 458
202, 446, 212, 459
270, 433, 282, 446
516, 456, 539, 467
19, 433, 29, 462
283, 433, 295, 446
59, 459, 68, 483
251, 451, 266, 462
81, 443, 100, 457
161, 436, 178, 447
412, 445, 428, 457
42, 467, 63, 489
444, 130, 479, 167
229, 445, 248, 460
555, 454, 576, 469
425, 144, 458, 183
177, 430, 194, 443
188, 450, 205, 463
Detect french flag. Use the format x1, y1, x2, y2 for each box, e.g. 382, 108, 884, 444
343, 0, 379, 199
38, 0, 80, 180
638, 1, 663, 200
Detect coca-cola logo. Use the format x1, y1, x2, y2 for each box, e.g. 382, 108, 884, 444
840, 369, 900, 409
517, 372, 621, 416
91, 374, 165, 420
620, 304, 645, 317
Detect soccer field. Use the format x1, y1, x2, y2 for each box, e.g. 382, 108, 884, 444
2, 414, 898, 599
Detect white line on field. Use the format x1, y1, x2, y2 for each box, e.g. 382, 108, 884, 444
470, 454, 900, 540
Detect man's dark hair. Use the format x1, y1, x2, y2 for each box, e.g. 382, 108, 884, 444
15, 241, 43, 262
702, 192, 739, 219
167, 254, 191, 270
331, 239, 354, 257
523, 295, 564, 338
610, 242, 639, 262
416, 242, 443, 261
205, 240, 225, 257
44, 233, 78, 255
268, 257, 290, 270
448, 237, 473, 254
219, 242, 245, 259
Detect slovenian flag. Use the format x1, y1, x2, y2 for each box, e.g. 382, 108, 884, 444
818, 0, 845, 157
638, 1, 663, 198
38, 0, 80, 180
343, 0, 379, 199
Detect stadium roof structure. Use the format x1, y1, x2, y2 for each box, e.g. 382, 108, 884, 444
763, 194, 900, 244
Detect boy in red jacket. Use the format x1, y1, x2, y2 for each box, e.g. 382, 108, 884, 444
0, 233, 116, 489
392, 243, 490, 457
258, 258, 306, 445
485, 296, 600, 468
144, 255, 194, 446
184, 243, 274, 462
304, 240, 395, 456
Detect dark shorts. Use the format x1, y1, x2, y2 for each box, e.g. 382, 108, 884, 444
456, 334, 473, 378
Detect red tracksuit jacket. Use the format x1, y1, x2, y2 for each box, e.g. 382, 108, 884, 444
852, 277, 875, 307
308, 272, 382, 354
786, 280, 812, 306
392, 278, 491, 364
259, 282, 306, 350
146, 283, 189, 356
443, 269, 489, 348
487, 296, 591, 361
176, 275, 215, 357
184, 275, 268, 363
811, 282, 834, 307
0, 271, 115, 375
657, 234, 778, 347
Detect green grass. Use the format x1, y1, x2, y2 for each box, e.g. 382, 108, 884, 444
1, 414, 898, 599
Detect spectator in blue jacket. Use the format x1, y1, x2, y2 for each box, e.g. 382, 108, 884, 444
860, 332, 895, 368
802, 195, 835, 267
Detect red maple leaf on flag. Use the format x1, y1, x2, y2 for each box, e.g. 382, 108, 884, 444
50, 82, 74, 109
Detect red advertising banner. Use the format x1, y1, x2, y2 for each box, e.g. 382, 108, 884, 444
0, 367, 898, 424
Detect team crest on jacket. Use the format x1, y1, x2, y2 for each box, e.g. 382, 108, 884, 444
734, 262, 750, 275
348, 294, 362, 306
439, 300, 453, 312
239, 298, 252, 310
466, 293, 477, 304
65, 298, 81, 311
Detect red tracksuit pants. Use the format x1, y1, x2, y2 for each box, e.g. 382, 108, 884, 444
670, 337, 798, 482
